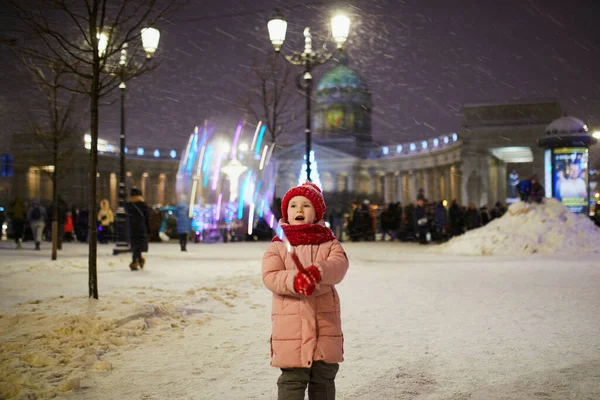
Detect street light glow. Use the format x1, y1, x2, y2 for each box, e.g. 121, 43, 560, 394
97, 32, 109, 56
267, 13, 287, 52
141, 27, 160, 58
331, 14, 350, 48
267, 9, 350, 182
592, 131, 600, 139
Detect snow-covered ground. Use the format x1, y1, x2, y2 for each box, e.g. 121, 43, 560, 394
1, 239, 599, 400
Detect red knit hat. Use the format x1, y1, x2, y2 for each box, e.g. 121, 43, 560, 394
281, 182, 326, 223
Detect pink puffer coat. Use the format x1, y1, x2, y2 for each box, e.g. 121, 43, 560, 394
262, 238, 349, 368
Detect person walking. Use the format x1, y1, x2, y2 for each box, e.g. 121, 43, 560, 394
175, 194, 190, 251
126, 188, 149, 271
64, 211, 74, 242
97, 199, 114, 244
27, 199, 46, 250
8, 195, 27, 249
262, 182, 349, 400
415, 198, 428, 244
448, 200, 463, 237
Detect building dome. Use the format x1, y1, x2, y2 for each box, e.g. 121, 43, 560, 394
314, 53, 372, 147
544, 116, 589, 136
316, 53, 367, 91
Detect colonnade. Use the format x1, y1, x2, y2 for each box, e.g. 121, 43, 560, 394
278, 164, 466, 205
96, 170, 174, 207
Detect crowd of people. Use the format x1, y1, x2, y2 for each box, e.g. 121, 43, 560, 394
1, 174, 598, 255
335, 192, 509, 245
2, 195, 75, 250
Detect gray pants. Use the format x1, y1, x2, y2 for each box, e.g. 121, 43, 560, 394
31, 221, 45, 244
277, 361, 339, 400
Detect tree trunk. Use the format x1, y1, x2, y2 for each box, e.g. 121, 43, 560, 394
52, 133, 58, 260
88, 44, 99, 300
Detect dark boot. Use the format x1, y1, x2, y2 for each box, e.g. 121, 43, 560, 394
35, 242, 40, 250
138, 257, 146, 269
129, 260, 139, 271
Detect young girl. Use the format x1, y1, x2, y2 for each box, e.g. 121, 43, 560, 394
262, 182, 349, 400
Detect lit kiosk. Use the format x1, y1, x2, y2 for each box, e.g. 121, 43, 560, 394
538, 116, 597, 214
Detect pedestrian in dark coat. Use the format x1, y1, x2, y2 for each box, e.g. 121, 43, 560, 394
8, 196, 27, 248
490, 201, 505, 220
415, 199, 428, 244
480, 206, 491, 226
434, 201, 447, 240
350, 204, 362, 241
360, 201, 373, 241
465, 203, 481, 230
126, 188, 150, 270
516, 179, 532, 202
448, 200, 463, 237
530, 176, 545, 204
175, 195, 190, 251
380, 204, 395, 241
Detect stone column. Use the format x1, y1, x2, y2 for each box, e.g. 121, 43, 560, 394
422, 169, 430, 199
347, 171, 354, 193
488, 157, 498, 206
384, 173, 393, 203
431, 168, 440, 201
409, 171, 417, 202
480, 156, 490, 207
370, 172, 378, 197
443, 167, 451, 201
450, 164, 459, 204
395, 172, 403, 203
497, 161, 507, 202
461, 161, 470, 206
167, 173, 177, 205
335, 173, 345, 193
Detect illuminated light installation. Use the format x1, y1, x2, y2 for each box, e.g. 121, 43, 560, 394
175, 120, 277, 241
298, 150, 323, 190
255, 125, 266, 155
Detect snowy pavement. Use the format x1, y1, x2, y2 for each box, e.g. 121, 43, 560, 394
1, 240, 599, 399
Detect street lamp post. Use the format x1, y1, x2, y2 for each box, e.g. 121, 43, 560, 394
112, 27, 161, 255
267, 12, 350, 182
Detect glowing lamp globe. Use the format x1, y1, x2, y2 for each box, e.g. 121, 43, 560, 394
141, 27, 160, 58
267, 13, 287, 52
97, 32, 109, 57
331, 14, 350, 49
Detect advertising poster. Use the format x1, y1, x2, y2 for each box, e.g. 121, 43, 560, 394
553, 147, 589, 213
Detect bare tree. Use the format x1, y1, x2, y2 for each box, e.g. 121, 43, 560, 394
7, 0, 177, 298
245, 52, 300, 152
23, 61, 80, 261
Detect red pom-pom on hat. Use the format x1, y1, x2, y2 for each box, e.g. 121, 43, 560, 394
281, 181, 326, 223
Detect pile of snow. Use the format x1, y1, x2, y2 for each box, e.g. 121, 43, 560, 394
0, 286, 235, 399
439, 198, 600, 256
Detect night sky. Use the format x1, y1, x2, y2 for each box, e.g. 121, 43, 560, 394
2, 0, 600, 153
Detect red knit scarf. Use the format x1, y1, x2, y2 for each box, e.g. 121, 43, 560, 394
277, 223, 336, 246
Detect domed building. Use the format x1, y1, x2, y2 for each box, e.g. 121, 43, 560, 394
313, 53, 373, 154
